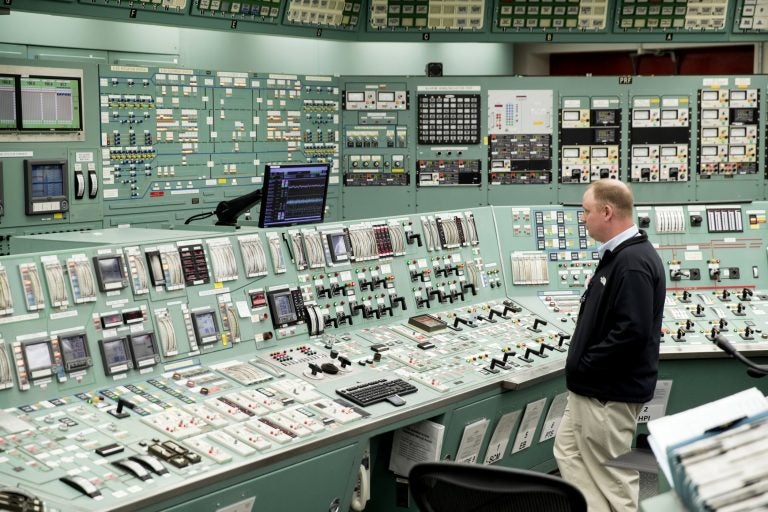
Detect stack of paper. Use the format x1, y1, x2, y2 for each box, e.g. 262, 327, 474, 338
648, 387, 768, 512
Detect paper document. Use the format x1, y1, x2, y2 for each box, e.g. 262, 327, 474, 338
512, 397, 547, 454
389, 420, 445, 477
539, 392, 568, 442
484, 410, 521, 465
455, 419, 489, 464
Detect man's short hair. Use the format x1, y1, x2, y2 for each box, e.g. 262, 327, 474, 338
587, 179, 634, 218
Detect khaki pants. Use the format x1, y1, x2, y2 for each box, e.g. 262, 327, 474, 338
554, 391, 643, 512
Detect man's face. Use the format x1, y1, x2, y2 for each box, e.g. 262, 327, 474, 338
582, 189, 607, 243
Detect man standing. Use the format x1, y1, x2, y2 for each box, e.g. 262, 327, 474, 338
554, 179, 666, 512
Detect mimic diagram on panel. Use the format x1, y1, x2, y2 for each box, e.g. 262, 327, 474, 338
487, 90, 553, 185
99, 67, 339, 208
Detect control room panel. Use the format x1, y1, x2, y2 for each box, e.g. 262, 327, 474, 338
0, 198, 766, 511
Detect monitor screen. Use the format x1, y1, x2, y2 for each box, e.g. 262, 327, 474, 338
94, 255, 127, 291
267, 288, 299, 327
59, 333, 91, 372
0, 75, 18, 130
24, 340, 53, 373
192, 310, 219, 344
258, 163, 330, 228
20, 76, 82, 131
100, 337, 131, 374
30, 162, 64, 197
24, 159, 68, 215
128, 333, 158, 367
327, 232, 350, 262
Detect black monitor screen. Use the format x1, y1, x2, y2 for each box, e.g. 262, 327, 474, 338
0, 75, 18, 130
20, 76, 82, 131
328, 232, 350, 262
258, 163, 330, 228
101, 337, 131, 374
192, 310, 219, 344
24, 159, 69, 215
129, 333, 158, 367
267, 289, 299, 327
94, 255, 126, 291
60, 333, 90, 371
29, 162, 65, 198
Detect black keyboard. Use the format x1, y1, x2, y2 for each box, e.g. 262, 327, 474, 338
336, 378, 418, 407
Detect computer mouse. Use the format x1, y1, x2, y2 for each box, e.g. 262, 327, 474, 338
321, 362, 340, 375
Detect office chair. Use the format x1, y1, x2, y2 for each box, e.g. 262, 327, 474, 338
409, 462, 587, 512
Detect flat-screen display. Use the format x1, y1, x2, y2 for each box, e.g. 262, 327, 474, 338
267, 288, 299, 328
59, 333, 91, 372
258, 163, 330, 228
20, 76, 82, 131
94, 255, 127, 291
0, 75, 17, 130
24, 159, 69, 215
192, 310, 219, 344
328, 232, 350, 262
128, 333, 158, 368
100, 337, 132, 375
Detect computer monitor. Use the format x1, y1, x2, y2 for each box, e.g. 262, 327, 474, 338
22, 339, 55, 380
0, 75, 18, 131
128, 332, 159, 369
258, 162, 330, 228
59, 332, 91, 373
24, 159, 69, 215
20, 76, 82, 131
99, 337, 132, 376
93, 254, 128, 292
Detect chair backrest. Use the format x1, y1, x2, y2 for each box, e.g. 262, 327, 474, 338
409, 462, 587, 512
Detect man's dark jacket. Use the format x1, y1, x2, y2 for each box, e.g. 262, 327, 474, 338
565, 230, 666, 403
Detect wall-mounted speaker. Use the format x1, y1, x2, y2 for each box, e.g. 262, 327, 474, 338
425, 62, 443, 77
